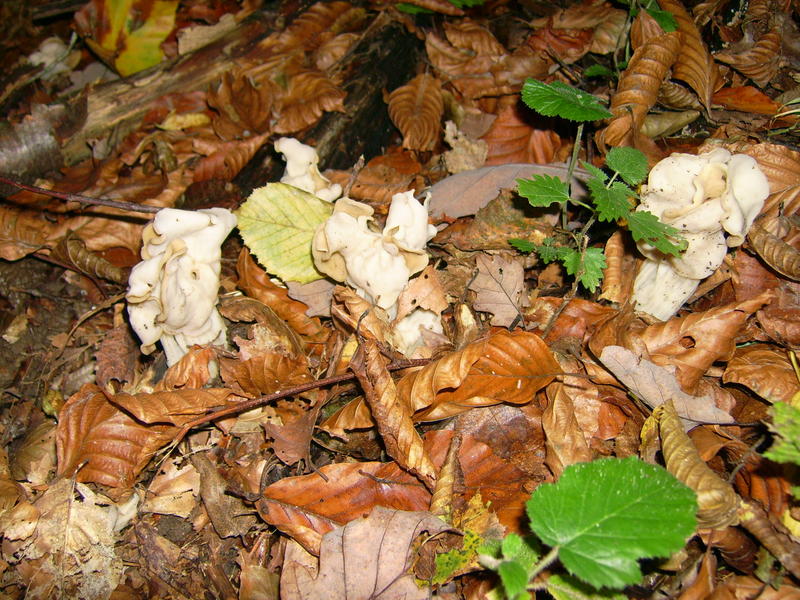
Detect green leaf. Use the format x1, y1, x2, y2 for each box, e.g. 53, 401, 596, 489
521, 80, 613, 122
646, 7, 678, 32
546, 574, 627, 600
627, 210, 687, 256
501, 534, 541, 570
236, 183, 333, 283
394, 2, 432, 13
517, 174, 570, 208
449, 0, 487, 6
584, 65, 614, 79
533, 239, 572, 264
764, 402, 800, 467
561, 247, 606, 293
588, 179, 634, 223
509, 238, 536, 253
527, 457, 697, 589
581, 161, 608, 184
498, 560, 529, 600
606, 147, 648, 186
433, 530, 483, 584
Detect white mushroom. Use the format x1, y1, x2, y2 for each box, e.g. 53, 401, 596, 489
632, 148, 769, 320
274, 137, 342, 202
126, 207, 237, 366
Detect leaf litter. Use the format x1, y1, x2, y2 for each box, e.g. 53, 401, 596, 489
0, 0, 800, 598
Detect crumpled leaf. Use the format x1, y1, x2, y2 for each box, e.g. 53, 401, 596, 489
280, 506, 451, 600
711, 86, 780, 115
748, 216, 800, 281
468, 253, 528, 327
598, 346, 734, 430
387, 73, 444, 151
723, 344, 800, 404
275, 70, 347, 134
715, 30, 781, 89
237, 183, 333, 284
0, 206, 51, 260
481, 104, 562, 165
50, 232, 126, 283
542, 382, 593, 477
74, 0, 178, 77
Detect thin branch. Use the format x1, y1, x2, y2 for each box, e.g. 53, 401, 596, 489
0, 175, 161, 215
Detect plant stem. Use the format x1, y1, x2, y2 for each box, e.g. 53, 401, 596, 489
527, 546, 561, 585
562, 122, 584, 231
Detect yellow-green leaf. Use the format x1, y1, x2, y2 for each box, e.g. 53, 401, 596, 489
236, 183, 333, 284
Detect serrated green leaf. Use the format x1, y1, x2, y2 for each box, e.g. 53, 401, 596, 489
606, 147, 648, 186
646, 7, 678, 32
449, 0, 487, 7
561, 247, 606, 292
581, 161, 608, 183
509, 238, 536, 253
627, 210, 686, 256
498, 560, 529, 600
584, 65, 614, 79
527, 457, 697, 589
588, 179, 634, 223
546, 574, 627, 600
764, 402, 800, 466
236, 183, 333, 283
501, 534, 541, 571
533, 240, 572, 264
394, 2, 432, 13
521, 80, 613, 122
517, 174, 570, 207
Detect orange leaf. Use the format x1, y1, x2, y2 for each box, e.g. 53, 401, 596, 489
542, 382, 593, 477
275, 71, 346, 135
0, 206, 51, 260
220, 352, 313, 398
109, 388, 235, 426
481, 104, 562, 165
715, 31, 781, 89
443, 20, 506, 56
711, 86, 779, 115
192, 132, 270, 182
387, 73, 444, 152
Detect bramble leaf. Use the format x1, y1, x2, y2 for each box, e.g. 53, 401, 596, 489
521, 80, 613, 122
627, 211, 686, 256
498, 560, 529, 600
646, 7, 678, 32
533, 239, 573, 264
584, 64, 615, 79
581, 161, 608, 183
547, 574, 627, 600
527, 457, 697, 589
561, 247, 606, 293
588, 179, 634, 223
517, 174, 570, 208
764, 402, 800, 467
606, 147, 648, 186
509, 238, 537, 253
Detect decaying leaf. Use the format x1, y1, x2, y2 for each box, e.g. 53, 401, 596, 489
748, 217, 800, 281
275, 71, 346, 134
723, 344, 800, 404
387, 73, 444, 152
738, 499, 800, 579
480, 104, 562, 165
468, 253, 528, 327
655, 401, 740, 529
715, 31, 781, 89
50, 232, 126, 283
0, 206, 51, 260
280, 506, 451, 600
207, 71, 275, 140
352, 338, 437, 490
542, 382, 593, 477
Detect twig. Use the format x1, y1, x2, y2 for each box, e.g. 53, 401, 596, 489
0, 175, 161, 215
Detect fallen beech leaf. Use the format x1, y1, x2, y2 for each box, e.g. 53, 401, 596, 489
527, 24, 593, 65
387, 73, 444, 152
109, 388, 235, 426
543, 382, 593, 477
396, 265, 449, 323
56, 384, 172, 488
723, 345, 799, 404
220, 296, 305, 358
95, 324, 138, 387
286, 279, 336, 318
191, 453, 256, 538
748, 217, 800, 281
156, 346, 216, 391
9, 421, 56, 486
275, 70, 346, 134
50, 232, 126, 283
281, 507, 450, 600
444, 19, 506, 56
712, 86, 780, 115
192, 133, 270, 182
657, 79, 703, 110
598, 31, 680, 149
207, 71, 274, 140
313, 32, 359, 71
398, 329, 560, 421
598, 346, 734, 430
481, 104, 562, 165
468, 253, 528, 327
715, 31, 781, 89
657, 0, 722, 111
143, 456, 199, 518
353, 339, 437, 490
263, 407, 317, 467
428, 163, 587, 220
276, 1, 362, 50
221, 351, 312, 398
598, 230, 633, 303
710, 575, 800, 599
641, 109, 701, 138
638, 291, 774, 393
324, 149, 424, 207
0, 206, 50, 260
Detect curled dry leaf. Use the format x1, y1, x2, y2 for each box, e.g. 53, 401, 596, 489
56, 384, 172, 488
655, 401, 740, 529
722, 344, 799, 403
277, 2, 364, 50
657, 0, 722, 111
715, 31, 781, 89
711, 575, 800, 599
387, 73, 444, 152
398, 329, 560, 421
351, 339, 437, 490
708, 526, 758, 574
313, 32, 359, 72
275, 70, 346, 134
156, 346, 217, 392
220, 295, 305, 358
109, 388, 235, 426
599, 230, 632, 303
598, 32, 681, 149
748, 217, 800, 281
192, 132, 270, 182
526, 24, 594, 65
330, 286, 392, 344
143, 456, 200, 518
0, 206, 51, 260
280, 507, 451, 600
207, 71, 275, 140
481, 104, 562, 165
221, 351, 312, 398
738, 500, 800, 579
50, 232, 126, 283
542, 382, 593, 477
658, 79, 703, 110
444, 20, 506, 56
429, 432, 463, 521
468, 253, 528, 327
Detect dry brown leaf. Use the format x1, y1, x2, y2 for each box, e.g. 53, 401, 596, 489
95, 323, 138, 387
657, 79, 703, 110
598, 31, 681, 149
50, 232, 126, 283
192, 132, 270, 182
723, 344, 799, 403
0, 449, 21, 517
590, 8, 628, 54
325, 149, 424, 208
638, 291, 774, 393
387, 73, 444, 152
263, 406, 318, 467
275, 70, 346, 134
286, 279, 336, 318
748, 216, 800, 281
0, 206, 51, 260
710, 575, 800, 599
429, 432, 463, 521
425, 32, 494, 79
712, 86, 780, 115
481, 104, 562, 165
630, 9, 666, 50
207, 71, 275, 140
221, 296, 306, 359
313, 32, 359, 72
444, 20, 505, 56
738, 500, 800, 579
56, 384, 172, 488
398, 329, 560, 421
280, 507, 450, 600
156, 346, 217, 391
715, 31, 781, 89
599, 346, 734, 429
468, 253, 528, 327
276, 2, 364, 50
396, 265, 449, 323
529, 297, 618, 345
707, 526, 757, 574
221, 351, 312, 398
191, 453, 257, 538
657, 0, 722, 111
10, 421, 56, 486
352, 338, 437, 490
331, 286, 392, 344
238, 533, 279, 600
656, 401, 740, 529
142, 456, 200, 518
542, 382, 593, 477
109, 388, 235, 426
237, 248, 330, 345
598, 231, 634, 303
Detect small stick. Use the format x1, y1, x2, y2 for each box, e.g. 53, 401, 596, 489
0, 175, 161, 215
